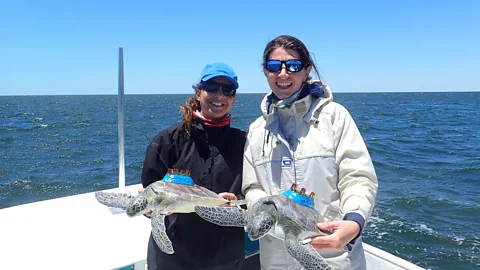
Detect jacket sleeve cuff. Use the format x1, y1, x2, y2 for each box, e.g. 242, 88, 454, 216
244, 188, 267, 209
343, 213, 365, 244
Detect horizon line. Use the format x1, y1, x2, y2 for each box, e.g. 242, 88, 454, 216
1, 90, 480, 97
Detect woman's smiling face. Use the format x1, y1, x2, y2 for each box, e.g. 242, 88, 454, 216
264, 47, 311, 100
198, 76, 235, 120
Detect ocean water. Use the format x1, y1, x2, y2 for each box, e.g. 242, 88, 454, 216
1, 92, 479, 269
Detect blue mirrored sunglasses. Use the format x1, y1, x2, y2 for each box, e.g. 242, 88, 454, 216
201, 80, 237, 97
264, 59, 305, 73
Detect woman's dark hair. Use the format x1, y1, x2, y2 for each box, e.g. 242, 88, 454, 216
263, 35, 322, 82
179, 83, 202, 134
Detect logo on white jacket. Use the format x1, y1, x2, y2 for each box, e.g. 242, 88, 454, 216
282, 157, 292, 167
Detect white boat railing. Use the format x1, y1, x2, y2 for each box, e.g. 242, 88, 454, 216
364, 244, 424, 270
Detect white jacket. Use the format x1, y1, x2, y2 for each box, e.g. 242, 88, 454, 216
242, 82, 378, 270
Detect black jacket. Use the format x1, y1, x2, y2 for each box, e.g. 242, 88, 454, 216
141, 119, 246, 270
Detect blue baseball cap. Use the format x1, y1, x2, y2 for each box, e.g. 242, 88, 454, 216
199, 62, 239, 89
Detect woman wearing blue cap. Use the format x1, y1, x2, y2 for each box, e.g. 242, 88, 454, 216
141, 63, 246, 269
242, 35, 378, 269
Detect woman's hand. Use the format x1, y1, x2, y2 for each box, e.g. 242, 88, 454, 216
218, 192, 237, 201
309, 220, 360, 250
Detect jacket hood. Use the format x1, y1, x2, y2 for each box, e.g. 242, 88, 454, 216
260, 80, 334, 122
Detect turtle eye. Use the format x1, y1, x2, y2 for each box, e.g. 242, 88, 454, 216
262, 200, 278, 211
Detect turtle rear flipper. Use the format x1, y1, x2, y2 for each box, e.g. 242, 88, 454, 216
151, 208, 174, 254
95, 192, 133, 210
194, 206, 247, 227
284, 233, 331, 270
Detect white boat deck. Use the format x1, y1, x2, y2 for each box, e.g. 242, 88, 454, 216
0, 184, 150, 270
0, 184, 424, 270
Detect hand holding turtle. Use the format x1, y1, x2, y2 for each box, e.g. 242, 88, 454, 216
309, 220, 360, 251
218, 192, 237, 201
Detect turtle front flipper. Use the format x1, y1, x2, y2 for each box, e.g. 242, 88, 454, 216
95, 192, 133, 210
194, 206, 247, 227
284, 232, 331, 270
151, 208, 174, 254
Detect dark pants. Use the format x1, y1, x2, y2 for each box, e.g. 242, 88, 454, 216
146, 234, 245, 270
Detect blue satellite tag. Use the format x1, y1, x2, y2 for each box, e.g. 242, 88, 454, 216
162, 173, 194, 186
282, 187, 316, 211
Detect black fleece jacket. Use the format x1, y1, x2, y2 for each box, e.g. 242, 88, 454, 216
141, 119, 246, 270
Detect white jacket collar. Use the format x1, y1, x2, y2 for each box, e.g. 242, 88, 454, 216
260, 80, 334, 125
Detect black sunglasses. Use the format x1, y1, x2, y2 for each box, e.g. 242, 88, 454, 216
201, 80, 236, 97
264, 59, 305, 73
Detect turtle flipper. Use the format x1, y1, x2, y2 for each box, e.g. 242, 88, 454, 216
151, 209, 174, 254
194, 206, 247, 227
95, 191, 133, 209
284, 233, 331, 270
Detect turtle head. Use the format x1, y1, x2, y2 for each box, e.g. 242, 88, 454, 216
247, 203, 277, 240
126, 196, 149, 217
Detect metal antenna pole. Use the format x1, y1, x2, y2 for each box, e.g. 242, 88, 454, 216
117, 47, 125, 188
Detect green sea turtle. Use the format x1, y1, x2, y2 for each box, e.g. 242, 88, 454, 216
194, 184, 339, 270
95, 169, 244, 255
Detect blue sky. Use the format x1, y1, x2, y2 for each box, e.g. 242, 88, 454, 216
1, 0, 479, 95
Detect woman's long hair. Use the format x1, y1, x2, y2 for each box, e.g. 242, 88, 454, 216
179, 83, 202, 135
